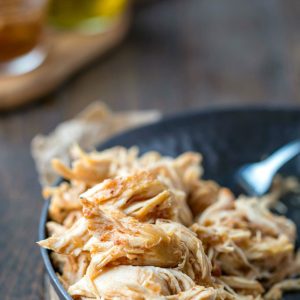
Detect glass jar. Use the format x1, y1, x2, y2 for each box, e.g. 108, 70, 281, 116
0, 0, 48, 76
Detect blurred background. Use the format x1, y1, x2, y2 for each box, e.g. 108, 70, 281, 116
1, 0, 300, 299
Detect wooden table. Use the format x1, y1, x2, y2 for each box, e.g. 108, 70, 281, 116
1, 0, 300, 299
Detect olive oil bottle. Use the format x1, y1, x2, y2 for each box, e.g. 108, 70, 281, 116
48, 0, 128, 33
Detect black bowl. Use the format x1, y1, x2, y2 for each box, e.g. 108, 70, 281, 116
39, 106, 300, 299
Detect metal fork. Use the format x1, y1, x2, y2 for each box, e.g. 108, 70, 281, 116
236, 140, 300, 196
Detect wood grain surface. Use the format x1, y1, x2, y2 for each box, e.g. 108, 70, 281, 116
1, 0, 300, 299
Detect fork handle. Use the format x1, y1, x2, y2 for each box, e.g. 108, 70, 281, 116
264, 140, 300, 173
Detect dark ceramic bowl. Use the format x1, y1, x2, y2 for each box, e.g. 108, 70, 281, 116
39, 106, 300, 299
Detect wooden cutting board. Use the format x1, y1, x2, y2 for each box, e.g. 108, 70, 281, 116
0, 13, 130, 110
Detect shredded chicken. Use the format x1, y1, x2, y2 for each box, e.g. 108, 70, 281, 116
46, 146, 215, 224
82, 206, 184, 279
264, 278, 300, 300
193, 188, 299, 290
51, 252, 90, 287
68, 266, 216, 300
38, 147, 300, 300
38, 217, 90, 256
156, 219, 212, 284
80, 171, 193, 226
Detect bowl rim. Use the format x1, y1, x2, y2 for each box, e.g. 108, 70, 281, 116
39, 198, 73, 300
98, 104, 300, 149
38, 105, 300, 299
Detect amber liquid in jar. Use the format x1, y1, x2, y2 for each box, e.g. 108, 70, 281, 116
0, 0, 46, 62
